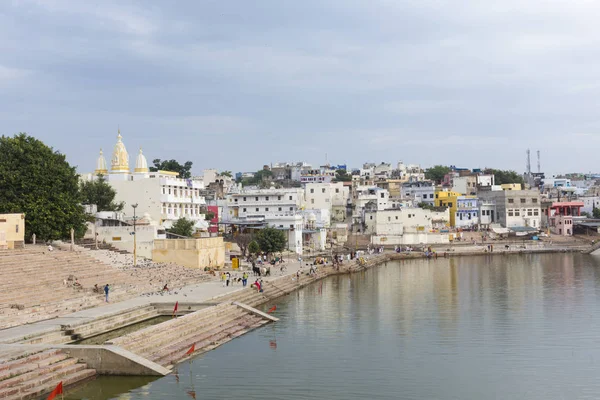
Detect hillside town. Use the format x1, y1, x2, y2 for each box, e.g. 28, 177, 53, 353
3, 131, 591, 259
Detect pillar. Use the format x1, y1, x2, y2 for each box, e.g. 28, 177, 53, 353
70, 228, 75, 251
32, 233, 36, 245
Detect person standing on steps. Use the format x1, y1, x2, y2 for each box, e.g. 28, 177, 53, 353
104, 283, 110, 302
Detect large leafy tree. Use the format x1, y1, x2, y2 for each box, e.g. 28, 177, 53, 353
80, 175, 124, 212
168, 217, 195, 237
255, 227, 287, 256
425, 165, 451, 183
485, 169, 525, 185
234, 233, 253, 257
333, 168, 352, 182
0, 133, 87, 241
149, 159, 193, 179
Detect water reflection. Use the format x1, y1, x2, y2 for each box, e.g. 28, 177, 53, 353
67, 253, 600, 400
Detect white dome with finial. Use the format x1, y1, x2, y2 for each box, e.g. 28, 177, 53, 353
135, 147, 149, 173
111, 129, 130, 173
95, 148, 108, 175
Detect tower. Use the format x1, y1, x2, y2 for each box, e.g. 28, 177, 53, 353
94, 148, 108, 175
134, 147, 149, 173
526, 149, 531, 175
111, 129, 130, 174
537, 150, 541, 173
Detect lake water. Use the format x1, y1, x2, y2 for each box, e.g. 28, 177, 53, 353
66, 253, 600, 400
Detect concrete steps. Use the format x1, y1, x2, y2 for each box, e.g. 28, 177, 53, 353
0, 349, 96, 400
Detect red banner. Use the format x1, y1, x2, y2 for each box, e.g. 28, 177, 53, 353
47, 381, 63, 400
186, 343, 195, 355
267, 305, 277, 313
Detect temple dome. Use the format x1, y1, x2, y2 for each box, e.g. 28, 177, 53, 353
94, 148, 108, 175
135, 147, 149, 173
111, 130, 129, 173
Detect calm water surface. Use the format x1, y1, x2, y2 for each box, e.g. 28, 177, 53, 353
66, 253, 600, 400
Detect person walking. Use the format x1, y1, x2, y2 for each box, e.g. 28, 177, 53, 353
104, 284, 110, 302
226, 272, 231, 287
242, 272, 248, 287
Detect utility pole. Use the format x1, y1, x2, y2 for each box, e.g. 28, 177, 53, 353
132, 203, 138, 267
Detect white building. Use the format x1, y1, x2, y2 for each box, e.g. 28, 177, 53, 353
352, 186, 390, 227
401, 181, 435, 205
476, 174, 495, 188
364, 208, 450, 245
478, 189, 542, 229
225, 188, 306, 254
83, 131, 208, 231
304, 182, 350, 222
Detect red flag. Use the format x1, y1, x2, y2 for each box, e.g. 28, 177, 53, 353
47, 381, 63, 400
267, 305, 276, 313
172, 301, 179, 317
186, 343, 195, 355
187, 390, 197, 399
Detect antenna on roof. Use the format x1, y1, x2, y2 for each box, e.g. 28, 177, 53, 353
526, 149, 531, 175
537, 150, 541, 173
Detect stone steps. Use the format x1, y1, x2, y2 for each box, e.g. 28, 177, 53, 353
154, 315, 266, 367
64, 307, 159, 341
123, 306, 245, 355
0, 349, 96, 400
144, 308, 250, 363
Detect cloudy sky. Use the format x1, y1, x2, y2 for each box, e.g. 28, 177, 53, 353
1, 1, 598, 176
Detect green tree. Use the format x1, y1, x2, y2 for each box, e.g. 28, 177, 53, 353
219, 171, 232, 178
0, 133, 87, 241
425, 165, 451, 184
80, 175, 124, 212
149, 159, 193, 179
486, 169, 525, 186
593, 207, 600, 219
248, 240, 260, 255
204, 211, 215, 221
333, 168, 352, 182
255, 227, 286, 256
168, 217, 195, 237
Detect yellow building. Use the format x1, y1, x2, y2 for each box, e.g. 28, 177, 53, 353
0, 213, 25, 249
501, 183, 522, 191
152, 237, 225, 269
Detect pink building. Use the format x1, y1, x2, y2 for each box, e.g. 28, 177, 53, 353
547, 201, 583, 236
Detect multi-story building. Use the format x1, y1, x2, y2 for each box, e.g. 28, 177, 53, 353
364, 208, 451, 245
225, 188, 306, 253
452, 176, 477, 195
304, 182, 350, 222
401, 181, 435, 205
455, 197, 479, 228
84, 131, 207, 230
478, 188, 542, 229
352, 186, 390, 228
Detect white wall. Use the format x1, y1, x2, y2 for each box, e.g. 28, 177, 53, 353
371, 233, 450, 245
365, 208, 434, 236
85, 224, 159, 259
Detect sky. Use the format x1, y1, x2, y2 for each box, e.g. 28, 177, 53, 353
1, 1, 599, 176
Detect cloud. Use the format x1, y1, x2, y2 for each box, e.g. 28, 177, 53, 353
1, 0, 600, 174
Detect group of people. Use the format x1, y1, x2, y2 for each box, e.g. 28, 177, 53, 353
221, 271, 250, 287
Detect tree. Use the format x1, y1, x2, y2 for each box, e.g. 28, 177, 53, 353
234, 233, 253, 257
333, 169, 352, 182
149, 159, 193, 179
168, 217, 195, 237
425, 165, 451, 184
255, 227, 287, 257
248, 240, 260, 255
220, 171, 232, 178
204, 211, 215, 221
486, 169, 525, 186
593, 207, 600, 219
0, 133, 87, 241
80, 175, 124, 212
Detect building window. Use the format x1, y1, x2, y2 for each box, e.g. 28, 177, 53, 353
266, 197, 269, 201
290, 207, 293, 211
515, 211, 520, 216
243, 197, 247, 201
278, 196, 282, 200
423, 194, 427, 199
289, 196, 293, 200
234, 198, 238, 202
528, 210, 532, 216
430, 194, 434, 198
322, 188, 326, 193
380, 193, 385, 198
243, 208, 247, 212
508, 210, 514, 216
520, 198, 526, 203
395, 216, 398, 220
278, 207, 282, 211
311, 199, 314, 204
408, 214, 411, 218
532, 198, 538, 203
448, 202, 453, 208
388, 217, 391, 222
370, 216, 373, 220
266, 208, 269, 211
336, 189, 340, 193
255, 197, 259, 201
310, 189, 314, 193
256, 208, 259, 212
508, 198, 514, 203
534, 210, 539, 216
168, 188, 171, 195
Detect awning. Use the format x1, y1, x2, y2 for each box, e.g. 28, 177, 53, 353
492, 227, 510, 234
510, 226, 538, 233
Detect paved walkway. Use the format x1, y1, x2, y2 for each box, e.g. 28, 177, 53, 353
0, 258, 307, 344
